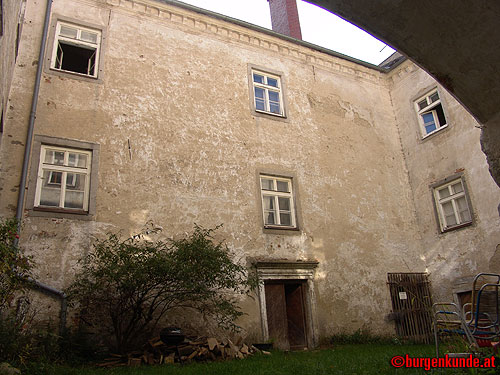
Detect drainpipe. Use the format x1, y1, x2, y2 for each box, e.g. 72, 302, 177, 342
14, 0, 67, 335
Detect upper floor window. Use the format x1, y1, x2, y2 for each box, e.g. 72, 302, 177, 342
260, 175, 296, 228
415, 89, 447, 138
251, 69, 285, 117
35, 145, 92, 212
432, 176, 473, 232
50, 21, 101, 78
27, 135, 100, 220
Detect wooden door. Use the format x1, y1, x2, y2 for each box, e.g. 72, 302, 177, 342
265, 281, 308, 350
387, 273, 433, 343
265, 283, 289, 350
285, 283, 307, 349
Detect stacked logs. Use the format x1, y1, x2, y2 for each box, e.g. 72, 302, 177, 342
98, 336, 269, 368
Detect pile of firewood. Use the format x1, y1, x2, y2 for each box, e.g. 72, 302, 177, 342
98, 336, 269, 367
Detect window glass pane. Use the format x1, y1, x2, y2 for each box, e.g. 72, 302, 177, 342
276, 180, 289, 192
269, 102, 281, 114
429, 92, 439, 103
80, 30, 98, 44
418, 99, 428, 111
64, 173, 86, 209
279, 212, 291, 226
47, 171, 62, 185
438, 186, 451, 199
45, 150, 65, 165
255, 98, 266, 111
254, 87, 265, 99
68, 152, 88, 168
255, 87, 266, 111
451, 182, 463, 194
267, 77, 278, 87
263, 196, 274, 210
253, 74, 264, 84
269, 91, 281, 113
268, 91, 279, 102
60, 25, 78, 38
40, 170, 61, 206
264, 212, 275, 225
442, 201, 457, 227
261, 178, 274, 190
278, 197, 290, 211
422, 112, 436, 134
456, 196, 471, 223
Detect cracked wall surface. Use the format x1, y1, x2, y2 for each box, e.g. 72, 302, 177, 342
0, 0, 499, 342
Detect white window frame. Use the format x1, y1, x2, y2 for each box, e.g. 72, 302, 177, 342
414, 89, 448, 138
34, 145, 92, 211
252, 69, 285, 117
432, 176, 473, 232
260, 175, 296, 228
50, 21, 101, 78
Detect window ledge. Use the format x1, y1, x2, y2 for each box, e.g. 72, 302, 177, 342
30, 206, 94, 221
422, 124, 449, 140
255, 109, 285, 118
264, 225, 299, 231
440, 221, 473, 233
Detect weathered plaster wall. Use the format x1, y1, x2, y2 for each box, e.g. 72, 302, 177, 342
388, 60, 500, 302
0, 0, 24, 148
0, 0, 428, 341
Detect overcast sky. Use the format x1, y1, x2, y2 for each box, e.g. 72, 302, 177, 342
176, 0, 395, 65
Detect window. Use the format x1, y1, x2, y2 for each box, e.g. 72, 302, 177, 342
35, 146, 92, 211
27, 135, 99, 219
251, 69, 285, 116
260, 175, 296, 228
415, 89, 447, 137
432, 176, 473, 232
50, 21, 101, 78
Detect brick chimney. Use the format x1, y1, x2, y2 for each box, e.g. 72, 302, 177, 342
268, 0, 302, 40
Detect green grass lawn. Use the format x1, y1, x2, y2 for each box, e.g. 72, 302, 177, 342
26, 344, 453, 375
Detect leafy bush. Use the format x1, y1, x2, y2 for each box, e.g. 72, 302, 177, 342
0, 218, 32, 310
67, 224, 256, 353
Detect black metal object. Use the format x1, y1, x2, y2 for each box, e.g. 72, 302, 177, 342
160, 327, 185, 363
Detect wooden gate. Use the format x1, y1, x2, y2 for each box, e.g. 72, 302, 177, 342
387, 273, 433, 343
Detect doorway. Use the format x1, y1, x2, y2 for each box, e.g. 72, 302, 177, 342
265, 280, 308, 350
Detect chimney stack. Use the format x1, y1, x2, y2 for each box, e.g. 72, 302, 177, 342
268, 0, 302, 40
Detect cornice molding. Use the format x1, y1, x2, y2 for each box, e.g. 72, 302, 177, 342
105, 0, 383, 83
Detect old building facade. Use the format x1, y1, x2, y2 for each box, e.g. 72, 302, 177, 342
0, 0, 499, 348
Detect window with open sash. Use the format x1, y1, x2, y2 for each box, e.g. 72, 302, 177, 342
433, 177, 472, 232
34, 146, 92, 212
252, 70, 284, 116
260, 175, 296, 228
50, 21, 101, 78
415, 89, 447, 137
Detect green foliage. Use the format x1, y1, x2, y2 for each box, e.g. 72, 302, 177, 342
0, 218, 32, 310
67, 224, 256, 353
